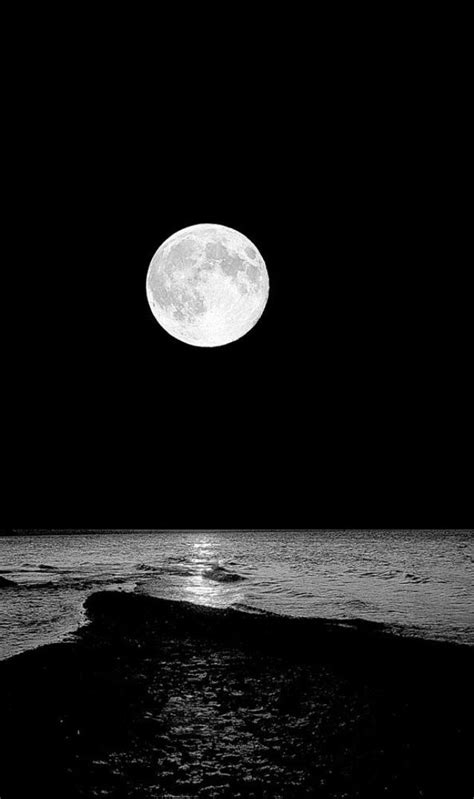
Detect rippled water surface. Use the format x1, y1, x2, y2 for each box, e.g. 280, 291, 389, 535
1, 530, 473, 658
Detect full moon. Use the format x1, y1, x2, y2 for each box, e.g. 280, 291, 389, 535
146, 223, 269, 347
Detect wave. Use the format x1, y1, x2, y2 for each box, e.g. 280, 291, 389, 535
232, 602, 277, 615
403, 573, 430, 584
154, 565, 193, 577
135, 563, 195, 577
358, 569, 402, 579
203, 565, 246, 583
2, 567, 73, 575
358, 569, 431, 584
344, 599, 372, 609
136, 559, 246, 582
1, 575, 136, 592
136, 564, 160, 572
8, 564, 77, 575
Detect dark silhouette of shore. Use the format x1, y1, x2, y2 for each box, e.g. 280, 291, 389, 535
0, 591, 472, 798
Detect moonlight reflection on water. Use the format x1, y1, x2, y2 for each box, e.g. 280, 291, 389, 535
180, 536, 246, 607
1, 530, 472, 660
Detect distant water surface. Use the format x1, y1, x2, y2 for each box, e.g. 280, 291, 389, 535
1, 530, 473, 659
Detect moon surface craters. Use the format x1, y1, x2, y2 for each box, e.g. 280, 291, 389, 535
146, 224, 269, 347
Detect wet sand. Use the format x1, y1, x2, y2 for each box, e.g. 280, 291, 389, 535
0, 591, 472, 798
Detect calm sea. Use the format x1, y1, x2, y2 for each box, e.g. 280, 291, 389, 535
1, 530, 473, 659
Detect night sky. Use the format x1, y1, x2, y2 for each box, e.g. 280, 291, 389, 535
7, 14, 470, 529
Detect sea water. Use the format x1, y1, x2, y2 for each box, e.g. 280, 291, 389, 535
1, 530, 472, 659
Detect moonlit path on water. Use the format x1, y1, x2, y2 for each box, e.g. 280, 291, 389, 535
1, 530, 473, 659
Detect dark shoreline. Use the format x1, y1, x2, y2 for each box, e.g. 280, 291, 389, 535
1, 592, 472, 798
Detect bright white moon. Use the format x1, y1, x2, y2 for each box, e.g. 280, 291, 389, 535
146, 223, 269, 347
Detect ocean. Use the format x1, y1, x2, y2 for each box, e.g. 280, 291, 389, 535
1, 529, 472, 659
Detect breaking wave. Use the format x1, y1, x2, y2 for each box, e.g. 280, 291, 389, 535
203, 565, 246, 583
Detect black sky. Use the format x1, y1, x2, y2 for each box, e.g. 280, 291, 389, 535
7, 11, 471, 529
